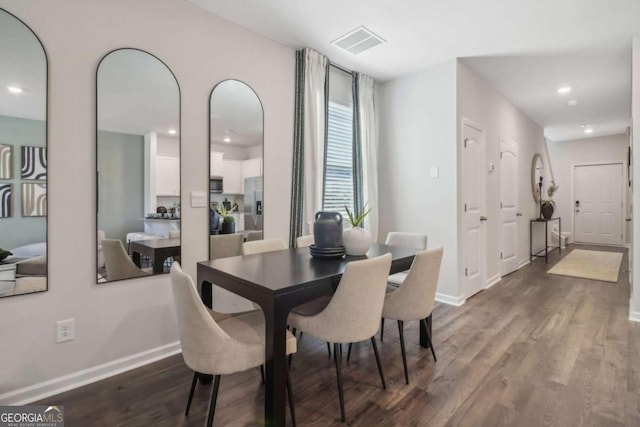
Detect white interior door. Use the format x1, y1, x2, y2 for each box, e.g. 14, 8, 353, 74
462, 122, 485, 298
574, 163, 623, 245
500, 138, 519, 275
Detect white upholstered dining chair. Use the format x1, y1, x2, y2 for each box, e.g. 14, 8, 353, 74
209, 234, 244, 260
381, 247, 443, 384
170, 263, 297, 426
242, 238, 287, 255
101, 239, 150, 281
295, 234, 314, 248
385, 232, 428, 286
287, 254, 392, 423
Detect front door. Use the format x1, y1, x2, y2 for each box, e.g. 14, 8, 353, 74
500, 138, 519, 275
462, 122, 485, 298
574, 163, 623, 245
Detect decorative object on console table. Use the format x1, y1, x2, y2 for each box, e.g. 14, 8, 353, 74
343, 204, 373, 256
218, 203, 236, 234
541, 181, 558, 220
538, 176, 543, 219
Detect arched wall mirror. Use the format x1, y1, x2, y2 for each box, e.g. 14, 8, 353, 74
96, 48, 180, 283
531, 153, 544, 203
0, 9, 48, 298
208, 80, 264, 258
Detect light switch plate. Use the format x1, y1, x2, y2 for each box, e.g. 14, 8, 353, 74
190, 191, 207, 208
430, 165, 439, 178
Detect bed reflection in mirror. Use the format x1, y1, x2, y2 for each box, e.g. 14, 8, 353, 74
96, 48, 180, 283
0, 9, 48, 298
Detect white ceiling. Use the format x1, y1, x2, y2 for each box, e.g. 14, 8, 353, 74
0, 10, 46, 122
210, 80, 263, 147
188, 0, 640, 141
97, 49, 179, 136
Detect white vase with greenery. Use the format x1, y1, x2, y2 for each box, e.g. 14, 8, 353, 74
343, 205, 372, 256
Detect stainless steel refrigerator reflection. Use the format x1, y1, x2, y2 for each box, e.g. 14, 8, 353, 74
243, 177, 263, 231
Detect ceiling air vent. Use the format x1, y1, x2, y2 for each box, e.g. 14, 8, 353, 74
331, 26, 386, 55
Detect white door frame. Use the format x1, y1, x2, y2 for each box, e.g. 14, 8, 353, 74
572, 161, 625, 246
460, 117, 486, 299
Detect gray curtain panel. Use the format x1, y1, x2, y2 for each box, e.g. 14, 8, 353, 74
352, 72, 364, 218
289, 50, 306, 248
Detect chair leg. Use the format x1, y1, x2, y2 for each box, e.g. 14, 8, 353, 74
299, 331, 303, 340
288, 353, 294, 368
291, 327, 297, 337
327, 342, 332, 358
347, 343, 353, 362
398, 320, 409, 384
185, 372, 198, 416
260, 365, 265, 385
206, 375, 221, 427
334, 343, 346, 422
421, 318, 437, 362
285, 366, 297, 427
370, 337, 387, 390
380, 318, 385, 341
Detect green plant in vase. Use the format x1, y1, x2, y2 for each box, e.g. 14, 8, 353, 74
218, 204, 236, 234
343, 204, 373, 255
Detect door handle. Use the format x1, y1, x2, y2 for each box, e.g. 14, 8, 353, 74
480, 216, 488, 221
516, 212, 522, 217
626, 218, 632, 222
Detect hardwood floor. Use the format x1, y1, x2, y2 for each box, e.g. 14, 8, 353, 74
37, 245, 640, 426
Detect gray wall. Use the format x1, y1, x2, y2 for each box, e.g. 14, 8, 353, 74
0, 115, 46, 250
97, 130, 144, 243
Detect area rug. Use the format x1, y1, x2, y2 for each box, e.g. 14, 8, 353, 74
547, 249, 623, 283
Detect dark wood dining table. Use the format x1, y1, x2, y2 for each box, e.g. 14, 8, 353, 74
130, 238, 180, 274
197, 243, 432, 427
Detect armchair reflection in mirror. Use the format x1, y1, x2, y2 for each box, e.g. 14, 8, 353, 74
0, 9, 48, 298
96, 48, 180, 283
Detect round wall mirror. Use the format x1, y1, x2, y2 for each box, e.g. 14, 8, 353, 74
531, 153, 544, 203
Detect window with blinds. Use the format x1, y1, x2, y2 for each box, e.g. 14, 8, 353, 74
323, 100, 354, 221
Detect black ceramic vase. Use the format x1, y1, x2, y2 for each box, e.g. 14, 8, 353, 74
221, 221, 235, 234
313, 212, 343, 248
541, 203, 554, 220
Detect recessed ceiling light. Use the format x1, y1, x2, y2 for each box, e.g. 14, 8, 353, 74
223, 137, 231, 143
584, 128, 594, 134
7, 86, 23, 94
168, 129, 177, 135
557, 86, 571, 94
568, 100, 578, 106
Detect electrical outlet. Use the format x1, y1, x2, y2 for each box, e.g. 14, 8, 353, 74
56, 318, 75, 343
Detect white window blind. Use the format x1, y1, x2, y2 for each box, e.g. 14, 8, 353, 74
323, 100, 354, 221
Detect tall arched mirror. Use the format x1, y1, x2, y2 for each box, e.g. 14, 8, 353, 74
97, 48, 180, 283
0, 9, 48, 298
208, 80, 263, 258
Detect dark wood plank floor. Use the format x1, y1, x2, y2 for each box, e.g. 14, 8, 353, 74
37, 244, 640, 426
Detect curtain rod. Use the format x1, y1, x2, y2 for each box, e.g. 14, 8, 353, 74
329, 62, 354, 76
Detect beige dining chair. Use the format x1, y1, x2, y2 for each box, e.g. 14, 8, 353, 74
381, 247, 443, 384
385, 232, 428, 286
210, 234, 244, 259
170, 263, 297, 426
287, 254, 392, 423
242, 238, 287, 255
246, 231, 264, 242
295, 234, 314, 248
102, 239, 150, 281
169, 230, 181, 239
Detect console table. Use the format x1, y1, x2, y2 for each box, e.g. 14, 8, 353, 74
530, 217, 561, 263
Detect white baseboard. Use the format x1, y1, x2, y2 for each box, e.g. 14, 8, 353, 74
518, 259, 531, 269
0, 341, 181, 405
630, 301, 640, 323
484, 274, 501, 289
435, 292, 465, 307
